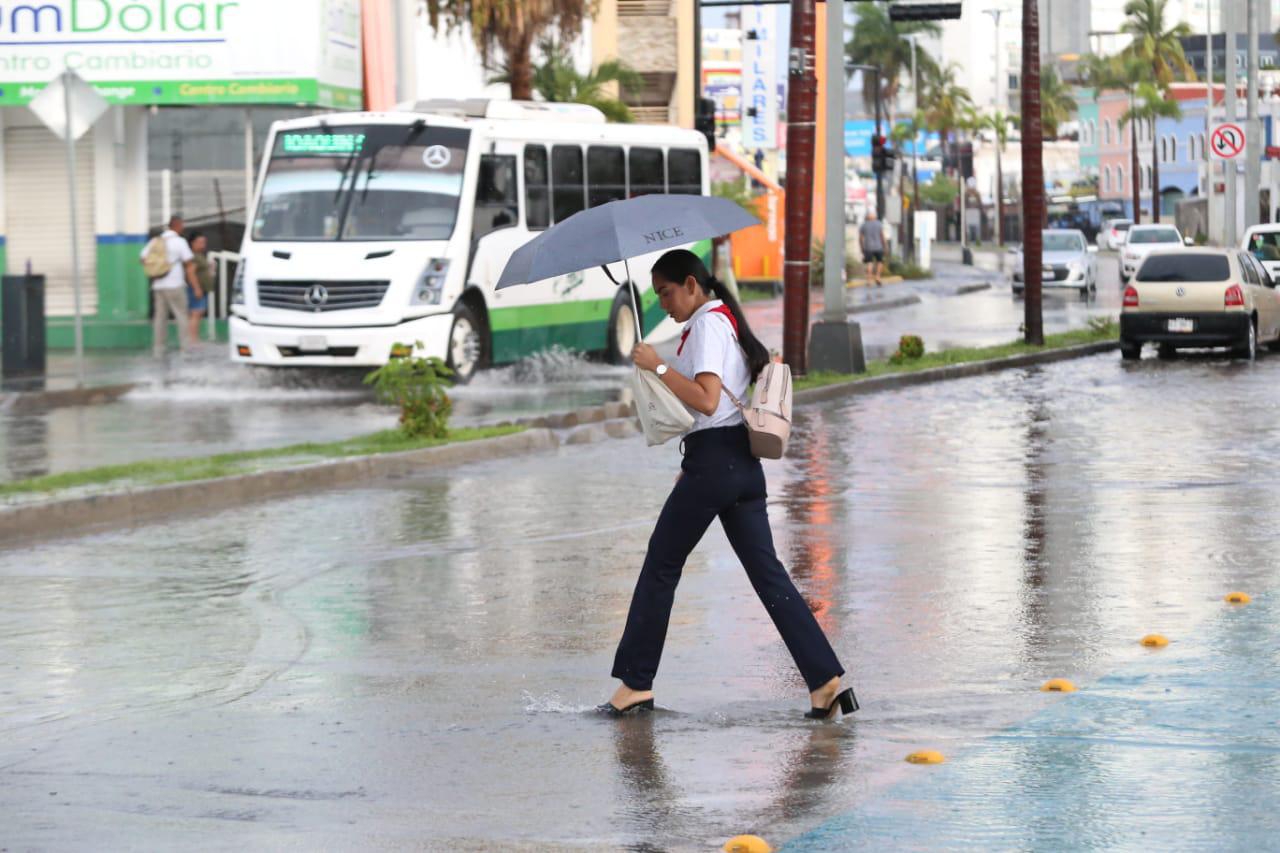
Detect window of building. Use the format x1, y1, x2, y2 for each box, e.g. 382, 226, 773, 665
1170, 137, 1177, 162
1160, 137, 1167, 162
668, 149, 702, 195
524, 145, 550, 230
587, 145, 626, 207
1102, 166, 1110, 192
629, 147, 665, 197
1117, 166, 1124, 189
551, 144, 586, 223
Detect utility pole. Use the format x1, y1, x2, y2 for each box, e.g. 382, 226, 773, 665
984, 9, 1005, 245
809, 0, 865, 374
1022, 0, 1044, 345
1225, 2, 1238, 245
1206, 2, 1214, 243
909, 33, 919, 260
782, 0, 817, 373
1245, 0, 1261, 229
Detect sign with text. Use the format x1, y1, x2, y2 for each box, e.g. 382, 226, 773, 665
740, 6, 778, 149
0, 0, 362, 107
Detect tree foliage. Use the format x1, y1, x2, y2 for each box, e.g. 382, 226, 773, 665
846, 3, 940, 115
421, 0, 593, 101
1120, 0, 1196, 87
490, 38, 640, 121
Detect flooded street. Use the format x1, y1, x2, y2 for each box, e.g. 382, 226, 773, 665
5, 349, 1280, 849
0, 258, 1122, 483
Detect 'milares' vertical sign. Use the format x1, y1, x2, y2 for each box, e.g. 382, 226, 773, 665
741, 5, 777, 150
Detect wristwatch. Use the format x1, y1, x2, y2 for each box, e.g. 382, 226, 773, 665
655, 363, 669, 377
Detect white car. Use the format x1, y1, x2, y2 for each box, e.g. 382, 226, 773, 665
1011, 229, 1098, 298
1241, 224, 1280, 283
1121, 224, 1191, 282
1097, 218, 1133, 251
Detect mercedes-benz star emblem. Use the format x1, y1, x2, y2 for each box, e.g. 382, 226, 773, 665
1176, 287, 1186, 297
423, 145, 451, 169
304, 284, 329, 309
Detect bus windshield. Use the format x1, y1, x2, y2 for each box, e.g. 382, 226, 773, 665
252, 124, 471, 242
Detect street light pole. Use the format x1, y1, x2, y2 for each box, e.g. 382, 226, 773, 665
1206, 0, 1214, 243
909, 33, 919, 261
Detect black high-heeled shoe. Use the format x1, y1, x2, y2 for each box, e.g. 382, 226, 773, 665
596, 697, 655, 717
804, 687, 858, 720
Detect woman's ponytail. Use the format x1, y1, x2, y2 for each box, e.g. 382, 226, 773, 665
651, 249, 771, 381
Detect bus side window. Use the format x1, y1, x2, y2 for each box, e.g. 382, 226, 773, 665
552, 144, 586, 222
525, 145, 550, 229
474, 154, 518, 241
587, 146, 626, 207
668, 149, 702, 195
629, 147, 664, 198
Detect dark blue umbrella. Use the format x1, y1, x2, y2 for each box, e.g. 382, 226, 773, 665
496, 194, 759, 340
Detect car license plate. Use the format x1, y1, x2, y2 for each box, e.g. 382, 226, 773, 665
298, 335, 328, 352
1167, 318, 1194, 333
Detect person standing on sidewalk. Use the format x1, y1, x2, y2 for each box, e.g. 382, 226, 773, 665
141, 215, 200, 358
859, 210, 886, 286
601, 249, 857, 721
186, 232, 214, 343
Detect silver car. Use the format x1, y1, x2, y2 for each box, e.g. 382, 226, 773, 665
1011, 229, 1099, 299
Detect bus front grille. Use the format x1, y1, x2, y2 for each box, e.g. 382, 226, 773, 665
257, 280, 390, 312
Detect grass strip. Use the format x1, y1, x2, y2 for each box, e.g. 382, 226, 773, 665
0, 425, 525, 499
795, 321, 1118, 392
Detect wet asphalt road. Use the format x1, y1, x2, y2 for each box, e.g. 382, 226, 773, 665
5, 344, 1280, 849
0, 257, 1122, 484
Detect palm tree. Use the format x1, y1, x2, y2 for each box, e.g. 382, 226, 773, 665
979, 112, 1018, 244
1120, 0, 1196, 88
422, 0, 590, 101
846, 3, 940, 117
491, 39, 642, 122
1084, 52, 1156, 222
921, 62, 974, 168
1120, 81, 1183, 222
1039, 67, 1078, 138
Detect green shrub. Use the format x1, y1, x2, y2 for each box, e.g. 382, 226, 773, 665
810, 239, 859, 286
888, 257, 929, 280
889, 334, 925, 364
364, 342, 455, 439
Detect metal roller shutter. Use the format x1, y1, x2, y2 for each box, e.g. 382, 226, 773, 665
4, 127, 97, 317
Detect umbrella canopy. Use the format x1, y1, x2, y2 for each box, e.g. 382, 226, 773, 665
495, 193, 759, 290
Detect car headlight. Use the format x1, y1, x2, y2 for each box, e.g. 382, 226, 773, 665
411, 258, 450, 306
231, 260, 246, 305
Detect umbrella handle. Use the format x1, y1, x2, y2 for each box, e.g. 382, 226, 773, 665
622, 258, 643, 344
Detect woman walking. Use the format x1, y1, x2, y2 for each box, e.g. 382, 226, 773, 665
601, 249, 856, 720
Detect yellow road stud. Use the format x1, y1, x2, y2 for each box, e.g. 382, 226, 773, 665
1225, 592, 1252, 604
724, 835, 772, 853
905, 750, 946, 764
1140, 634, 1169, 647
1041, 678, 1077, 692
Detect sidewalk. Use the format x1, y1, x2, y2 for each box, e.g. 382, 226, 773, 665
931, 241, 1010, 274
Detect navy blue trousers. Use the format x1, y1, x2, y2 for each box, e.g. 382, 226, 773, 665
612, 425, 845, 692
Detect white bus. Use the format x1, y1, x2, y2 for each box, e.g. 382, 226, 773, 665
229, 99, 711, 380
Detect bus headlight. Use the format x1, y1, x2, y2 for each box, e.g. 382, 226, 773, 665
232, 260, 246, 305
412, 259, 450, 305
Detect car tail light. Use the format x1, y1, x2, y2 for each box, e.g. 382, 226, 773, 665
1225, 284, 1245, 307
1123, 285, 1139, 307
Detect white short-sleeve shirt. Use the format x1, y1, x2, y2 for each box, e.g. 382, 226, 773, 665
671, 299, 750, 433
141, 230, 194, 291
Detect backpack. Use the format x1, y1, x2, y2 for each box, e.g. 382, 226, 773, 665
142, 236, 172, 279
724, 359, 792, 459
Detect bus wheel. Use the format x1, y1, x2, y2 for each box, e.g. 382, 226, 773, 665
447, 303, 485, 383
607, 288, 638, 365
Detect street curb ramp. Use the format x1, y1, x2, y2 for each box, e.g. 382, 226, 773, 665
0, 428, 560, 545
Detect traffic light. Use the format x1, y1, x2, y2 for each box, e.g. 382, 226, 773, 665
696, 97, 717, 153
871, 135, 895, 173
888, 2, 963, 22
958, 141, 974, 180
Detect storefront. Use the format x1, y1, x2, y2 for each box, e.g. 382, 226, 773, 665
0, 0, 363, 348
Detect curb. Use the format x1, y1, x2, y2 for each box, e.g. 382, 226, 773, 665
0, 382, 137, 413
847, 295, 922, 315
793, 340, 1119, 406
0, 428, 560, 545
